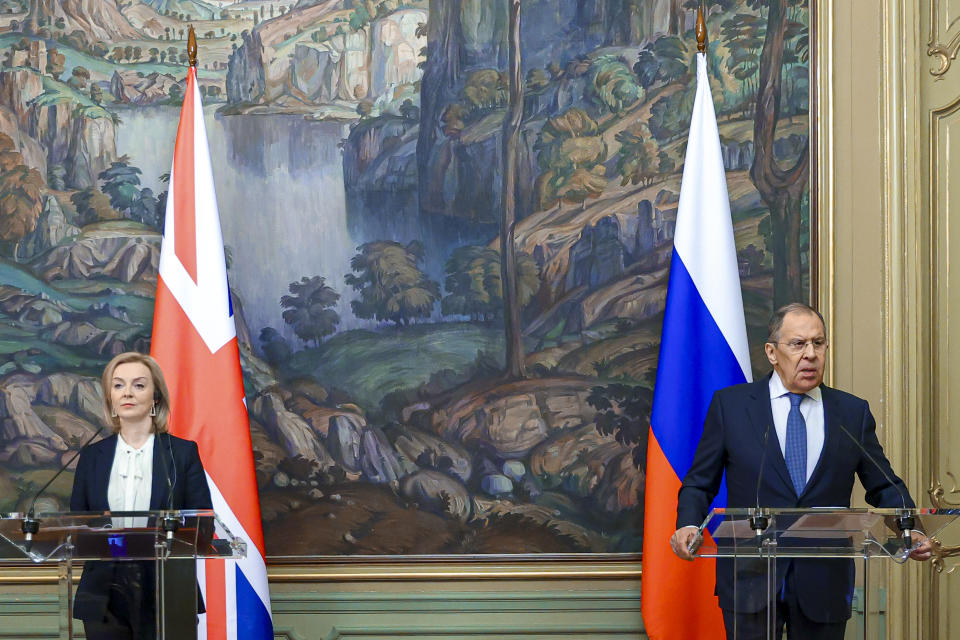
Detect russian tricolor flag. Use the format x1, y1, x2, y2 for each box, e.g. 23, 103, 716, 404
151, 66, 274, 639
640, 52, 752, 638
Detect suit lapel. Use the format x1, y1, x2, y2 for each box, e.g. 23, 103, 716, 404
746, 377, 795, 494
93, 435, 117, 511
151, 433, 170, 510
800, 385, 841, 498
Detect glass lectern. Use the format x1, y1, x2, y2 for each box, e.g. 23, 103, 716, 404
692, 507, 959, 639
0, 510, 245, 640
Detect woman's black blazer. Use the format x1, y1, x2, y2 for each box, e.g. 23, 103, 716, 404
69, 432, 213, 622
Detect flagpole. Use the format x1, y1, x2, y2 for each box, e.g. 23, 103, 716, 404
696, 5, 707, 54
641, 3, 751, 636
188, 25, 197, 67
153, 21, 274, 637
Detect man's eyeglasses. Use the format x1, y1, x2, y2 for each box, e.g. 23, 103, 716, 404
770, 338, 829, 354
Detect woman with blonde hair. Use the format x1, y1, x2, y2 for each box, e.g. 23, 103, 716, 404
70, 351, 211, 639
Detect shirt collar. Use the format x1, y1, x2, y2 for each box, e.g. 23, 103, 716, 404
117, 432, 155, 453
768, 371, 822, 402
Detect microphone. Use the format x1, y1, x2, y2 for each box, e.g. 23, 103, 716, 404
836, 423, 915, 549
686, 426, 775, 555
22, 426, 103, 550
157, 432, 179, 542
750, 423, 774, 535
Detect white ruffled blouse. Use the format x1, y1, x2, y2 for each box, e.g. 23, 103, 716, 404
107, 433, 154, 519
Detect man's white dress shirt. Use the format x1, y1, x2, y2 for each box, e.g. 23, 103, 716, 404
768, 373, 824, 484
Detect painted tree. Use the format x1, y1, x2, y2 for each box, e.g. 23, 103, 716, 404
526, 68, 550, 92
586, 55, 642, 114
557, 167, 607, 210
281, 276, 341, 346
780, 19, 809, 119
534, 108, 607, 210
0, 135, 42, 244
500, 0, 525, 378
463, 68, 508, 114
587, 383, 653, 468
633, 48, 660, 89
720, 12, 765, 114
658, 149, 676, 175
129, 187, 160, 229
345, 241, 440, 326
98, 159, 142, 214
442, 246, 539, 322
648, 86, 696, 143
616, 126, 660, 188
651, 35, 690, 85
71, 187, 120, 225
67, 65, 89, 90
750, 0, 809, 307
349, 2, 373, 31
259, 327, 293, 365
45, 48, 64, 77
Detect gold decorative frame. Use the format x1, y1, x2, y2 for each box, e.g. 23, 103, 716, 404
0, 558, 643, 584
0, 0, 819, 587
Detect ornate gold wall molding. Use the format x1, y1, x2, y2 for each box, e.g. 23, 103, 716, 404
929, 472, 960, 511
822, 0, 952, 636
927, 84, 960, 590
922, 2, 960, 637
926, 1, 960, 77
929, 473, 960, 574
877, 0, 929, 637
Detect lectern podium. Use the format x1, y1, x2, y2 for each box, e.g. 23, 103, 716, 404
692, 507, 959, 639
0, 510, 245, 639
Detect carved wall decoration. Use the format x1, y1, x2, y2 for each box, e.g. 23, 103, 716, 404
927, 1, 960, 77
928, 473, 960, 573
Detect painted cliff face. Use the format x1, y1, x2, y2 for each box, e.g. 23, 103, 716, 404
0, 0, 808, 557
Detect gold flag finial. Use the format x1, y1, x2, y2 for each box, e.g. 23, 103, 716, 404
188, 26, 198, 67
696, 6, 707, 54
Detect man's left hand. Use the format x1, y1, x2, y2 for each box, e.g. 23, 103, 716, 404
909, 531, 934, 561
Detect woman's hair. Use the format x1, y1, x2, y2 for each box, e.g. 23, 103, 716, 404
101, 352, 171, 434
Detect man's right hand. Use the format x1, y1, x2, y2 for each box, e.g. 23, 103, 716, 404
670, 526, 701, 561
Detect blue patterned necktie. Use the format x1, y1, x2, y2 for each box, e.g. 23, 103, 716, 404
785, 392, 807, 496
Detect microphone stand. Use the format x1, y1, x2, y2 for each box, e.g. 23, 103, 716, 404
750, 424, 774, 537
21, 427, 103, 551
158, 432, 180, 549
837, 423, 916, 551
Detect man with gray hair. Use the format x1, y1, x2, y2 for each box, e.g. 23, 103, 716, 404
669, 302, 931, 639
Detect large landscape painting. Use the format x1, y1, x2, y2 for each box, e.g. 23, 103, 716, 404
0, 0, 809, 557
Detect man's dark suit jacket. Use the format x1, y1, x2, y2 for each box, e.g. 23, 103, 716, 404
69, 432, 213, 623
676, 376, 914, 623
